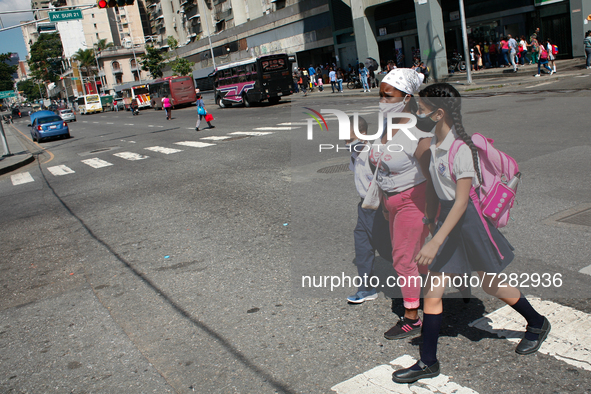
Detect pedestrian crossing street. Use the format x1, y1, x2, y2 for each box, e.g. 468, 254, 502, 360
6, 130, 275, 186
332, 297, 591, 393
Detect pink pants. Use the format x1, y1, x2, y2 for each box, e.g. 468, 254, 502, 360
383, 182, 429, 309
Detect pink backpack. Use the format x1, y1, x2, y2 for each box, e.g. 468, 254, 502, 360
449, 133, 519, 228
449, 133, 520, 259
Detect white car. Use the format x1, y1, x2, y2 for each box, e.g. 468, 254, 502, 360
58, 109, 76, 122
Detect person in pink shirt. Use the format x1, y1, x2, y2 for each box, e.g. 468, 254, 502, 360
161, 96, 172, 120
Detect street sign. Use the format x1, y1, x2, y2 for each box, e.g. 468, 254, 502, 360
0, 90, 16, 99
48, 10, 83, 22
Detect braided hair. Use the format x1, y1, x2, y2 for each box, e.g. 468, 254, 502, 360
418, 83, 482, 184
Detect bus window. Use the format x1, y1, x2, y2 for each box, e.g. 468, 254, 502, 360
77, 97, 84, 105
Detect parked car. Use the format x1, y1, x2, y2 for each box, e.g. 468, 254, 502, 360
29, 110, 70, 142
58, 108, 76, 122
11, 107, 21, 118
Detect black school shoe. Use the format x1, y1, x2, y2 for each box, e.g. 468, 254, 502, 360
392, 360, 440, 383
515, 317, 551, 355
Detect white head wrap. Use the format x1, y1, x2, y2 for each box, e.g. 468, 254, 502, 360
381, 68, 425, 95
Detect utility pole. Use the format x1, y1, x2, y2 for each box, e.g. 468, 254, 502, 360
198, 0, 216, 68
459, 0, 472, 84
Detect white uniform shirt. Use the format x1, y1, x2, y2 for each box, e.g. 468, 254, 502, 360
429, 127, 480, 201
349, 145, 373, 199
368, 127, 433, 193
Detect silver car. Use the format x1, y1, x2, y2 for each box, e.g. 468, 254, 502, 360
58, 109, 76, 122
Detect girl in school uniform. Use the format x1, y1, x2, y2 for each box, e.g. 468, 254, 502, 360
368, 69, 438, 340
392, 83, 550, 383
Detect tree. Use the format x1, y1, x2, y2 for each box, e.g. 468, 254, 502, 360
95, 38, 114, 52
28, 33, 63, 83
167, 36, 195, 76
72, 48, 96, 77
17, 79, 44, 101
140, 45, 165, 79
0, 53, 17, 91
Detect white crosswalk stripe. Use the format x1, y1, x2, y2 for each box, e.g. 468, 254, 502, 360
201, 136, 231, 141
174, 141, 216, 148
277, 122, 310, 126
11, 172, 34, 185
47, 165, 75, 176
145, 146, 183, 154
331, 355, 478, 394
470, 297, 591, 371
253, 126, 297, 130
113, 152, 149, 161
230, 131, 273, 136
81, 158, 113, 168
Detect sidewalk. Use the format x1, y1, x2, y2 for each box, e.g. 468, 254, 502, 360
0, 123, 34, 176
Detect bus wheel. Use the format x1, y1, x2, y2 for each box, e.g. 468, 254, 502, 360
269, 97, 281, 105
243, 94, 251, 107
217, 96, 227, 108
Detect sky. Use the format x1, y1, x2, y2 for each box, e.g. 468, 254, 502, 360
0, 0, 34, 60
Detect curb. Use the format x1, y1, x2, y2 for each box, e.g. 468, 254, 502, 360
0, 153, 35, 176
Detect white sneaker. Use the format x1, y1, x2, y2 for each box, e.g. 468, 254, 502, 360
368, 89, 371, 92
363, 89, 367, 92
534, 74, 541, 77
550, 70, 554, 75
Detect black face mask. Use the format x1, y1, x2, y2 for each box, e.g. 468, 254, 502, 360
413, 108, 438, 132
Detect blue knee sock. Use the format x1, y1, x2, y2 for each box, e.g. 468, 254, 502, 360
410, 312, 442, 370
511, 296, 544, 340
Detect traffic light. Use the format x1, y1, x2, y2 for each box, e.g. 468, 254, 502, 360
97, 0, 134, 8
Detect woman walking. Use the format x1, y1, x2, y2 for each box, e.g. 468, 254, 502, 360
368, 69, 438, 340
391, 83, 550, 383
519, 36, 529, 65
162, 95, 172, 120
500, 37, 509, 67
195, 94, 214, 131
359, 64, 370, 93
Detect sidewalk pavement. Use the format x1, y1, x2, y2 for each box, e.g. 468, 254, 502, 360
0, 123, 34, 176
291, 58, 589, 98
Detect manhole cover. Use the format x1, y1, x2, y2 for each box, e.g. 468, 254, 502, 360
557, 208, 591, 227
317, 163, 350, 174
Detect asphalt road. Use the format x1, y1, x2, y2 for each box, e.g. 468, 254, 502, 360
1, 73, 591, 394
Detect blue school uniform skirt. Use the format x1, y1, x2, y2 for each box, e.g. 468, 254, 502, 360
430, 199, 514, 274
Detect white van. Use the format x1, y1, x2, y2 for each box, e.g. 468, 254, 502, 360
76, 94, 102, 115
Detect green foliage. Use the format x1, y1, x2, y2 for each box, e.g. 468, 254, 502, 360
28, 33, 63, 83
166, 36, 194, 76
0, 53, 17, 91
73, 48, 96, 76
140, 45, 165, 79
171, 58, 194, 76
95, 39, 114, 52
17, 79, 45, 100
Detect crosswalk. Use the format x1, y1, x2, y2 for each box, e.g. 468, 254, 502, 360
331, 297, 591, 393
5, 131, 273, 187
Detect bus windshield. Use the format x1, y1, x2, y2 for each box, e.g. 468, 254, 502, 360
133, 87, 149, 95
260, 58, 287, 72
86, 95, 100, 103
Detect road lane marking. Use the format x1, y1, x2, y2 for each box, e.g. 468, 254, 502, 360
148, 125, 155, 127
253, 127, 297, 130
278, 122, 310, 126
82, 121, 88, 123
174, 141, 216, 148
526, 81, 556, 88
579, 264, 591, 275
11, 172, 34, 185
113, 152, 149, 161
145, 146, 183, 154
331, 355, 478, 393
363, 105, 380, 109
470, 297, 591, 371
201, 136, 231, 141
93, 121, 99, 123
47, 165, 75, 176
124, 123, 134, 126
230, 131, 273, 136
106, 122, 114, 124
81, 158, 113, 168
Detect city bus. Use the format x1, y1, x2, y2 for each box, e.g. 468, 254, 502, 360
121, 85, 151, 111
149, 76, 196, 110
76, 94, 102, 115
213, 54, 293, 108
